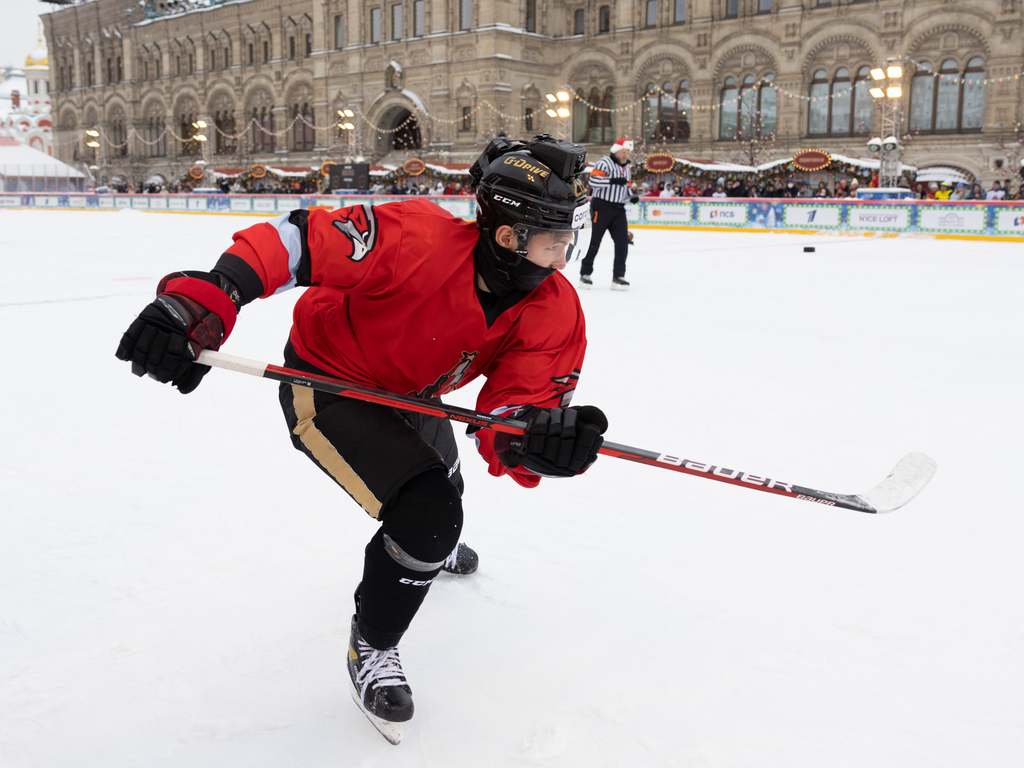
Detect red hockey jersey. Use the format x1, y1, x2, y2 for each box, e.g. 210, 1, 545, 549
221, 199, 588, 487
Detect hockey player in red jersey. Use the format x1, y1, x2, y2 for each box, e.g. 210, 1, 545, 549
115, 134, 607, 744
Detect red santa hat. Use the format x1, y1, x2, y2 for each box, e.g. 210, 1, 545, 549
610, 137, 634, 154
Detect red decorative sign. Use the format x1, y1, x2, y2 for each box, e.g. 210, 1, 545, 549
188, 165, 205, 180
403, 158, 426, 176
250, 163, 267, 179
644, 153, 676, 173
791, 149, 833, 172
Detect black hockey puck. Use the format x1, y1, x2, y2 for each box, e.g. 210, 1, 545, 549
803, 246, 816, 252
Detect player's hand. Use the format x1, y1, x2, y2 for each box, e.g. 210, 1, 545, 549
115, 272, 237, 394
497, 405, 608, 478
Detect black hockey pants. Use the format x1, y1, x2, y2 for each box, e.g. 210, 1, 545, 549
278, 343, 464, 650
580, 197, 629, 280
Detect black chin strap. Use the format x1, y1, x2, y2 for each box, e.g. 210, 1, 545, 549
474, 229, 554, 297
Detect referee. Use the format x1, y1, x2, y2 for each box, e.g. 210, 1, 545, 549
579, 137, 638, 291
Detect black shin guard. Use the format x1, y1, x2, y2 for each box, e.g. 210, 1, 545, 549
355, 468, 463, 649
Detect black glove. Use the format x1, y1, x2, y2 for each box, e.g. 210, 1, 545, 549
496, 405, 608, 478
115, 271, 238, 394
609, 177, 628, 186
628, 195, 640, 204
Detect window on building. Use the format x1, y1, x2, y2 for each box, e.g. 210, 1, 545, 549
250, 106, 276, 152
305, 34, 312, 56
144, 61, 149, 80
154, 59, 159, 79
525, 107, 534, 131
643, 80, 691, 142
392, 5, 403, 39
829, 67, 851, 134
574, 9, 584, 34
106, 57, 112, 83
147, 116, 167, 157
852, 66, 872, 135
573, 85, 614, 143
460, 0, 472, 30
263, 40, 270, 62
910, 57, 986, 133
289, 37, 296, 59
726, 0, 739, 17
808, 69, 829, 134
817, 0, 831, 5
225, 47, 231, 67
599, 6, 610, 33
674, 0, 686, 23
116, 56, 122, 81
210, 49, 217, 70
758, 0, 771, 11
189, 53, 194, 73
646, 0, 657, 27
294, 103, 314, 150
371, 8, 382, 43
214, 110, 235, 154
176, 56, 181, 76
414, 1, 425, 35
87, 59, 94, 86
69, 64, 75, 87
335, 15, 344, 48
249, 43, 254, 64
526, 0, 536, 32
461, 106, 472, 131
720, 73, 776, 139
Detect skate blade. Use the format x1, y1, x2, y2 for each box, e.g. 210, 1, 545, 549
610, 283, 629, 291
578, 283, 592, 290
348, 673, 403, 745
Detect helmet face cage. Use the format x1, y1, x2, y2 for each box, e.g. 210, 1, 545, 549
509, 210, 591, 266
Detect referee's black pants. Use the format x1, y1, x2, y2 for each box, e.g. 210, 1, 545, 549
580, 197, 629, 280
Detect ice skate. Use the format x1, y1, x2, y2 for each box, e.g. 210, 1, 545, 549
611, 277, 630, 291
347, 616, 414, 745
441, 542, 478, 575
579, 274, 593, 289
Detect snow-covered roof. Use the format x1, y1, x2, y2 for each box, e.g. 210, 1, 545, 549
0, 142, 85, 178
913, 166, 973, 184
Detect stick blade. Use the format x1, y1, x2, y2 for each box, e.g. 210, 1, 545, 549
856, 452, 937, 514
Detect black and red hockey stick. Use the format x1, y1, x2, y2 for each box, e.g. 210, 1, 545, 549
197, 350, 936, 514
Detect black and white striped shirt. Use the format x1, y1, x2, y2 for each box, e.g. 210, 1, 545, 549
587, 155, 632, 205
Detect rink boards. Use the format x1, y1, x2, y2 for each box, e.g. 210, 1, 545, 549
3, 193, 1024, 240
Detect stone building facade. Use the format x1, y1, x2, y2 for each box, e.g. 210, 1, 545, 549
42, 0, 1024, 185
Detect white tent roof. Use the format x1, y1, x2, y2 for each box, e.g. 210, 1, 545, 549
913, 166, 972, 184
0, 142, 86, 178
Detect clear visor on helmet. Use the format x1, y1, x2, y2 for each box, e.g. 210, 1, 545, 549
510, 202, 592, 266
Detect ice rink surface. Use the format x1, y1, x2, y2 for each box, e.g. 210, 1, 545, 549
1, 208, 1022, 767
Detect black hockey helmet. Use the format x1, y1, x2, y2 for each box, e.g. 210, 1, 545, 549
470, 134, 591, 264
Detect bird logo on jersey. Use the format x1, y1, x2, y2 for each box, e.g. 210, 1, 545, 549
330, 203, 379, 262
412, 351, 479, 398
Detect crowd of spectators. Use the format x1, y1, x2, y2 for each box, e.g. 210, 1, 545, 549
635, 175, 1022, 201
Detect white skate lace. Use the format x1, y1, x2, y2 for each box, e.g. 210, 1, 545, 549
355, 639, 408, 707
442, 544, 460, 571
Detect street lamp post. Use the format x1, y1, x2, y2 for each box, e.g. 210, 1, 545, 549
868, 61, 903, 189
337, 108, 357, 161
544, 90, 571, 140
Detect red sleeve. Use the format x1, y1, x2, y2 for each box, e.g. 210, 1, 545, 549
473, 283, 588, 488
223, 203, 405, 298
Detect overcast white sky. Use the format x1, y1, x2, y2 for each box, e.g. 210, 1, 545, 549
1, 2, 52, 70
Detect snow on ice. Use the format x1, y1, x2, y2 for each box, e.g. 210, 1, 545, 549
1, 208, 1022, 767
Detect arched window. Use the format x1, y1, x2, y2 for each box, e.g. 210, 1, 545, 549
910, 56, 986, 133
294, 103, 314, 150
961, 57, 986, 130
721, 74, 775, 140
215, 110, 235, 154
648, 79, 691, 141
852, 66, 873, 135
909, 61, 935, 132
829, 67, 851, 135
808, 69, 829, 135
578, 86, 614, 143
599, 6, 610, 33
574, 9, 584, 35
720, 76, 738, 139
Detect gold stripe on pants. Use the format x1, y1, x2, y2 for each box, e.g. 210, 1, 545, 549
289, 384, 383, 518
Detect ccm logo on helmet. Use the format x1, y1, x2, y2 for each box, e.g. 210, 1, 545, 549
493, 193, 521, 207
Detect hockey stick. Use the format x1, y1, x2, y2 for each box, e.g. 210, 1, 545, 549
197, 350, 936, 514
